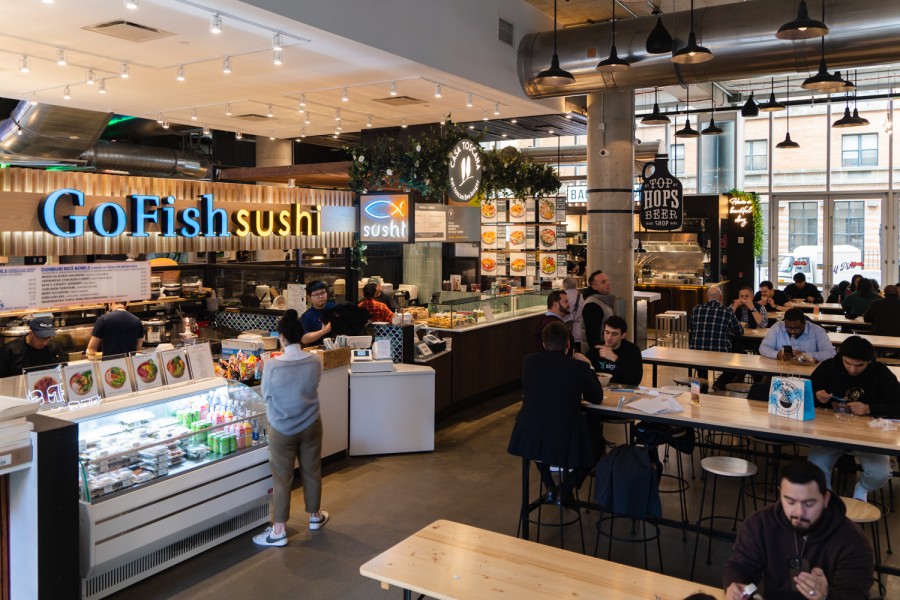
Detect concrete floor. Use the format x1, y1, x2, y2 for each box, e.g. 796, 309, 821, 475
109, 364, 900, 600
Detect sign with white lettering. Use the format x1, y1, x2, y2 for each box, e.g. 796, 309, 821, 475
639, 155, 683, 231
447, 139, 483, 202
567, 185, 588, 203
0, 261, 150, 311
728, 195, 753, 228
360, 194, 411, 243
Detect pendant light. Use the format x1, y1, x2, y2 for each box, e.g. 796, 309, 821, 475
831, 71, 855, 94
641, 88, 671, 125
741, 92, 760, 118
758, 78, 786, 112
671, 0, 713, 65
701, 102, 724, 135
801, 38, 844, 92
776, 0, 828, 40
645, 4, 673, 54
596, 0, 630, 72
535, 0, 575, 86
851, 70, 870, 126
831, 102, 859, 128
674, 88, 699, 138
776, 77, 800, 148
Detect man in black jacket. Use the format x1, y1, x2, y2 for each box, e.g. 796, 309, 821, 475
863, 284, 900, 337
582, 269, 615, 359
808, 336, 900, 501
724, 461, 873, 600
784, 272, 824, 304
0, 317, 63, 378
754, 280, 793, 313
508, 321, 602, 506
593, 315, 642, 386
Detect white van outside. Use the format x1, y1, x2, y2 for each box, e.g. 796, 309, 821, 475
776, 245, 880, 285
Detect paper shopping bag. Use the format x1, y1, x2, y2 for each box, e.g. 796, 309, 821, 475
768, 376, 816, 421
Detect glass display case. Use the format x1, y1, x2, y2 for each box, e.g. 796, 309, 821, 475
425, 290, 547, 329
50, 378, 273, 599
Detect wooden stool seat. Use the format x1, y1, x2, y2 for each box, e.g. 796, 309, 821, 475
842, 497, 881, 524
700, 456, 758, 478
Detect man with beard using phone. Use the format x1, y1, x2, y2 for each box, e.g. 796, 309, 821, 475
723, 461, 873, 600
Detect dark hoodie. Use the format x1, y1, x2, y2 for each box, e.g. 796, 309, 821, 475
723, 496, 873, 600
811, 355, 900, 418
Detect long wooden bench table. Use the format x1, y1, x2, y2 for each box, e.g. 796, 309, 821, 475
741, 328, 900, 352
360, 519, 723, 600
642, 346, 818, 386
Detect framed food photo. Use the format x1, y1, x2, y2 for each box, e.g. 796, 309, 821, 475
63, 360, 102, 406
159, 348, 190, 385
130, 352, 163, 392
507, 225, 527, 250
509, 252, 528, 277
480, 226, 497, 250
99, 356, 133, 398
537, 197, 557, 223
25, 365, 66, 409
480, 198, 498, 224
508, 198, 527, 223
480, 252, 498, 277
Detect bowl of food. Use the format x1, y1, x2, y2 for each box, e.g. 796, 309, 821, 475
481, 257, 496, 272
597, 373, 612, 387
104, 366, 127, 389
136, 359, 159, 383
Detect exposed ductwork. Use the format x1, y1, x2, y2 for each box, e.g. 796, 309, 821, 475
0, 101, 210, 179
519, 0, 900, 99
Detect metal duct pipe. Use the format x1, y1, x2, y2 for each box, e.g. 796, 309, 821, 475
0, 102, 110, 158
519, 0, 900, 98
79, 141, 210, 179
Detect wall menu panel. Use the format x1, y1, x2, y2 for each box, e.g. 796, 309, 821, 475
0, 261, 150, 311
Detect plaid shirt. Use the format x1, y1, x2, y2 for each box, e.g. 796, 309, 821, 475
358, 298, 394, 323
689, 300, 743, 352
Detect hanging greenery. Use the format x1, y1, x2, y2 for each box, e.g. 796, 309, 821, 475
350, 234, 367, 276
347, 120, 560, 201
728, 188, 764, 259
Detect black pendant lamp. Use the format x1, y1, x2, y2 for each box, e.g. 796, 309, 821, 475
596, 0, 630, 72
674, 88, 699, 138
850, 71, 870, 125
645, 4, 673, 54
671, 0, 713, 65
741, 92, 760, 117
831, 71, 855, 94
776, 0, 829, 40
758, 78, 786, 112
642, 88, 671, 125
535, 0, 575, 86
701, 102, 724, 135
831, 100, 859, 128
801, 38, 844, 92
776, 77, 800, 148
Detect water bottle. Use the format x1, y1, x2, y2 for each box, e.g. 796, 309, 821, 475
251, 418, 259, 443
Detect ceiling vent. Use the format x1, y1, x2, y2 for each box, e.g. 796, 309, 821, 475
83, 20, 173, 43
372, 96, 427, 106
234, 113, 270, 121
498, 18, 514, 46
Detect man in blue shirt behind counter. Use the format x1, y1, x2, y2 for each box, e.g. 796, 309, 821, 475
300, 280, 336, 347
759, 308, 835, 363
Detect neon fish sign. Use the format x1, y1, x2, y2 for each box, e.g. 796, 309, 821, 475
360, 195, 409, 242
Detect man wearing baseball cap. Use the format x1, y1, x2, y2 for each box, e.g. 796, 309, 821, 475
0, 316, 63, 378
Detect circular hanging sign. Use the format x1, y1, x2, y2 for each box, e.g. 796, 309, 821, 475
447, 139, 483, 202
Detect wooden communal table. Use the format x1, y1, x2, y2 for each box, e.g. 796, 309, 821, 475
641, 346, 817, 386
792, 301, 844, 313
359, 519, 722, 600
769, 311, 868, 329
742, 328, 900, 351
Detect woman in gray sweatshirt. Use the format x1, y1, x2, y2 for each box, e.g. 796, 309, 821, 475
253, 309, 328, 546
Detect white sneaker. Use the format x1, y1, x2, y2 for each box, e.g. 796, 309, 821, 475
253, 526, 287, 546
309, 510, 329, 530
853, 482, 869, 502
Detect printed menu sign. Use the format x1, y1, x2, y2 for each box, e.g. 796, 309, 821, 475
0, 261, 150, 311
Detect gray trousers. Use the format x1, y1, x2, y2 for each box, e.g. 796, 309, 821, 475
268, 418, 323, 523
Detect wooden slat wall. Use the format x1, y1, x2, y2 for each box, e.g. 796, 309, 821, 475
0, 168, 356, 256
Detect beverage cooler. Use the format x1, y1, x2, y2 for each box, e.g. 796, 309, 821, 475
51, 378, 272, 599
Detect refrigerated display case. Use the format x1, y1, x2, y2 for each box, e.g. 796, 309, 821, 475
50, 378, 272, 600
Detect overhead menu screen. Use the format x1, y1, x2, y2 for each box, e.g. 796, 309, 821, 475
0, 261, 151, 311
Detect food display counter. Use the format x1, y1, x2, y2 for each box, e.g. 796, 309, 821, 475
46, 377, 272, 600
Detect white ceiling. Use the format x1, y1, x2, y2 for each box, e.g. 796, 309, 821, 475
0, 0, 561, 140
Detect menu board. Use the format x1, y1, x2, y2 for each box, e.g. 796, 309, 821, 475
0, 261, 150, 312
479, 197, 566, 280
185, 343, 216, 380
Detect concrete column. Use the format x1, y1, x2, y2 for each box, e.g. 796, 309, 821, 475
586, 90, 634, 329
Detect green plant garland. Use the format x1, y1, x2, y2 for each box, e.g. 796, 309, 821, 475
728, 188, 764, 259
347, 120, 560, 201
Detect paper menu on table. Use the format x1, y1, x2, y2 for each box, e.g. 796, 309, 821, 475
628, 395, 684, 414
185, 343, 216, 380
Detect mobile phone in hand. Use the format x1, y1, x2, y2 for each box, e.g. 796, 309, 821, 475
788, 556, 810, 592
782, 345, 794, 358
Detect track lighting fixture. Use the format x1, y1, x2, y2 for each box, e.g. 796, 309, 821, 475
235, 131, 242, 140
267, 105, 274, 118
268, 130, 275, 140
98, 80, 107, 94
86, 69, 95, 85
401, 117, 408, 128
272, 34, 283, 51
273, 49, 283, 65
210, 14, 222, 34
19, 55, 29, 73
366, 115, 373, 128
223, 57, 232, 74
535, 0, 575, 86
176, 65, 185, 81
390, 81, 397, 96
342, 87, 349, 102
120, 63, 130, 79
29, 93, 38, 107
434, 84, 442, 98
191, 108, 197, 121
63, 85, 71, 100
124, 0, 139, 9
56, 49, 66, 66
299, 93, 307, 107
493, 103, 501, 116
225, 103, 232, 116
482, 109, 489, 121
466, 93, 473, 108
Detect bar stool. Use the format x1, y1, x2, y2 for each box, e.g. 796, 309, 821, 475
664, 310, 689, 348
516, 458, 585, 553
843, 497, 886, 598
659, 428, 692, 540
654, 313, 679, 347
690, 456, 757, 580
744, 436, 797, 509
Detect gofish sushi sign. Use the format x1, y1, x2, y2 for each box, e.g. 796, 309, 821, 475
37, 188, 321, 238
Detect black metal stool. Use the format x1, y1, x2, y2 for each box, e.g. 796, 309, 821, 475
516, 458, 585, 553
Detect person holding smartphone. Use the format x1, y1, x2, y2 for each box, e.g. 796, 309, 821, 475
758, 308, 835, 364
723, 461, 873, 600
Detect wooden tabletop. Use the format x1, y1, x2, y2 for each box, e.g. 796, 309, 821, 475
807, 312, 869, 327
792, 301, 843, 311
642, 346, 818, 377
359, 520, 723, 600
586, 391, 900, 456
741, 328, 900, 350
